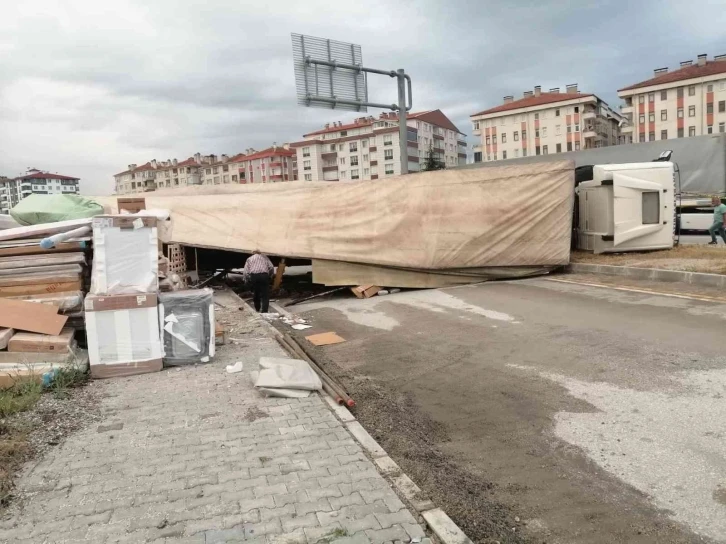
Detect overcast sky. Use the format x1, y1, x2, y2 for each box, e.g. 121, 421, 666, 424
1, 1, 724, 195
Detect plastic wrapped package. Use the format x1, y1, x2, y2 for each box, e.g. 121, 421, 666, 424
10, 194, 104, 225
91, 215, 158, 295
10, 291, 84, 313
158, 288, 214, 366
85, 293, 162, 379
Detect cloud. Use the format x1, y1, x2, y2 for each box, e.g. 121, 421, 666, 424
0, 0, 723, 194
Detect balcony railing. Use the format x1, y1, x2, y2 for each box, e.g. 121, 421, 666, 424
582, 111, 596, 120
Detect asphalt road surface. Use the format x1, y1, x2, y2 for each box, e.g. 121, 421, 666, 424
293, 276, 726, 544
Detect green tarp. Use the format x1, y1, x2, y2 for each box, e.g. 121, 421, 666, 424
10, 194, 104, 225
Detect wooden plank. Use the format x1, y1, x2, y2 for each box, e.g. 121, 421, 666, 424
8, 328, 75, 353
0, 273, 80, 287
0, 252, 85, 268
117, 197, 146, 214
0, 281, 82, 299
351, 285, 381, 299
305, 332, 346, 346
273, 258, 286, 291
0, 298, 67, 335
0, 352, 73, 364
0, 264, 82, 277
0, 328, 14, 350
0, 242, 86, 258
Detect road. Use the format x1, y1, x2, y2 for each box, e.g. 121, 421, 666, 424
292, 275, 726, 544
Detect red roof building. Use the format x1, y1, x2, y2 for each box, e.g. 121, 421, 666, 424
617, 54, 726, 143
470, 85, 624, 163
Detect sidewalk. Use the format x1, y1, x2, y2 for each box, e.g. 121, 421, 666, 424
0, 290, 427, 544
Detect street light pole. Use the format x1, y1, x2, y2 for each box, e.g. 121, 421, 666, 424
397, 69, 408, 175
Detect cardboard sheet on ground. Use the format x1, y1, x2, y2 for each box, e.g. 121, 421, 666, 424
254, 357, 322, 391
305, 332, 346, 346
91, 162, 574, 287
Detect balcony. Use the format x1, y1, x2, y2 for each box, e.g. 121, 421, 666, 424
433, 134, 444, 141
369, 146, 378, 152
321, 152, 337, 160
583, 129, 598, 139
407, 140, 418, 149
582, 111, 597, 120
322, 165, 338, 172
370, 160, 378, 166
620, 125, 634, 134
620, 104, 633, 114
457, 139, 467, 147
433, 146, 444, 154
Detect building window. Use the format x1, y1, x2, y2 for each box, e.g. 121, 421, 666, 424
567, 142, 572, 151
574, 141, 580, 150
474, 152, 482, 162
535, 146, 541, 156
688, 105, 696, 117
362, 140, 367, 148
330, 144, 336, 151
350, 156, 359, 166
555, 109, 560, 117
205, 168, 211, 175
523, 149, 528, 157
339, 157, 346, 165
720, 122, 725, 133
707, 103, 714, 114
213, 176, 219, 183
677, 87, 684, 98
659, 90, 667, 101
638, 95, 645, 104
648, 113, 655, 123
556, 143, 562, 153
384, 149, 393, 160
574, 106, 579, 113
688, 85, 696, 96
661, 130, 668, 140
639, 133, 646, 143
473, 121, 480, 130
708, 125, 713, 134
689, 126, 696, 137
555, 125, 561, 136
383, 135, 393, 146
649, 131, 655, 142
363, 168, 370, 176
542, 127, 547, 137
303, 160, 311, 170
678, 128, 684, 138
302, 147, 310, 157
222, 175, 228, 183
661, 110, 667, 121
708, 84, 714, 92
339, 144, 344, 151
534, 113, 539, 120
575, 124, 580, 132
385, 163, 394, 175
349, 142, 358, 152
304, 174, 312, 181
492, 135, 497, 144
485, 136, 491, 145
514, 149, 519, 158
514, 131, 519, 141
535, 129, 540, 138
502, 151, 507, 159
351, 169, 359, 180
720, 101, 726, 113
363, 154, 369, 162
487, 155, 491, 161
501, 133, 507, 143
232, 174, 238, 182
677, 107, 684, 118
493, 153, 497, 160
522, 130, 526, 140
639, 114, 645, 124
648, 92, 655, 102
340, 171, 346, 179
567, 125, 572, 133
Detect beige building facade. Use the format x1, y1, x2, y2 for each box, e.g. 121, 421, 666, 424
290, 110, 466, 182
470, 84, 623, 163
618, 53, 726, 143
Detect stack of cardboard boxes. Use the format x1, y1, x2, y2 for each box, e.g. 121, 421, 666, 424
85, 216, 163, 378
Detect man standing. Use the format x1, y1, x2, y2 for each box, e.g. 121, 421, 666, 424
708, 196, 726, 245
243, 250, 275, 312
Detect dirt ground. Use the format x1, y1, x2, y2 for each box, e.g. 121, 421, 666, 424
285, 279, 724, 544
571, 245, 726, 274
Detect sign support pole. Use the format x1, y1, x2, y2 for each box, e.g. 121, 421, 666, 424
397, 69, 408, 175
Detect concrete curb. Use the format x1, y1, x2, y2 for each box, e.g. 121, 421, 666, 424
568, 263, 726, 288
322, 397, 472, 544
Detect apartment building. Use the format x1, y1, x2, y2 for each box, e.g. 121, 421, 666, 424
1, 169, 80, 214
290, 110, 466, 182
618, 53, 726, 143
470, 85, 623, 163
113, 146, 297, 195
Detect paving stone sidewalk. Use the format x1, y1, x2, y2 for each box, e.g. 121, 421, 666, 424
0, 293, 426, 544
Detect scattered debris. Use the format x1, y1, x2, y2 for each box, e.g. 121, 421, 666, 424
305, 332, 346, 346
351, 285, 380, 299
225, 361, 244, 374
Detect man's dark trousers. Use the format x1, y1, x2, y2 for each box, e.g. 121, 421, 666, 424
250, 273, 271, 313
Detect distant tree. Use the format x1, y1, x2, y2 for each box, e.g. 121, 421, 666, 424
423, 143, 445, 171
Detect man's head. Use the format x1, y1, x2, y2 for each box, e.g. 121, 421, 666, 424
713, 196, 722, 206
253, 249, 261, 255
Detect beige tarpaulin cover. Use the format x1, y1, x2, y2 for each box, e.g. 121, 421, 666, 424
95, 160, 574, 287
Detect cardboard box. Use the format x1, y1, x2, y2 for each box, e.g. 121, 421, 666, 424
117, 197, 146, 214
91, 215, 158, 295
158, 289, 215, 366
8, 328, 75, 353
85, 293, 162, 379
351, 285, 381, 299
